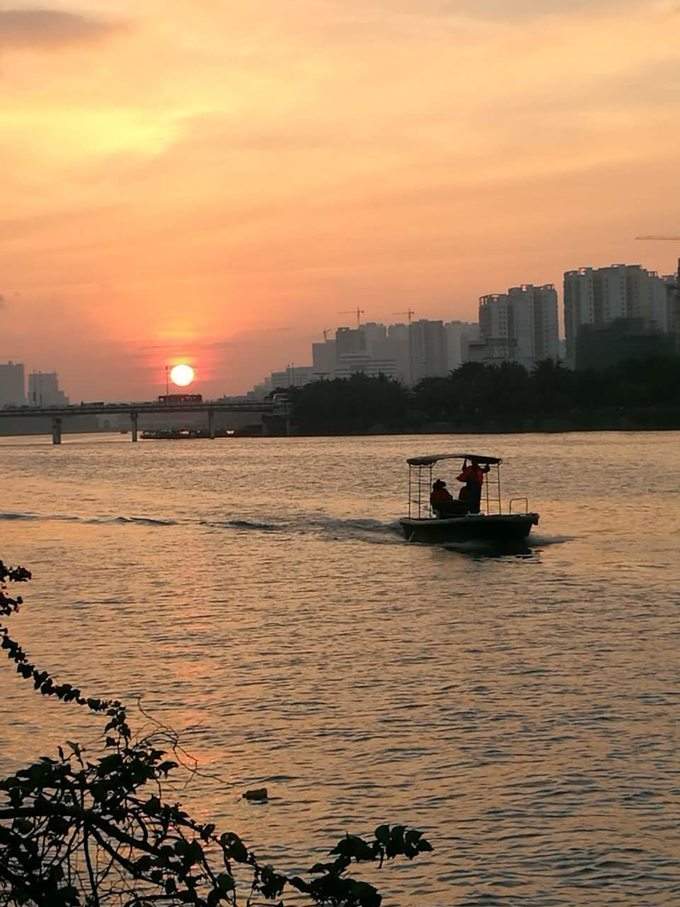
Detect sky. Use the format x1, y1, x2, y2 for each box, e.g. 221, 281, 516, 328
1, 0, 679, 399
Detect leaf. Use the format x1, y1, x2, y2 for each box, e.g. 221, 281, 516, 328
385, 825, 406, 859
309, 856, 350, 876
14, 818, 33, 835
216, 872, 235, 892
258, 864, 286, 899
288, 875, 311, 893
133, 855, 153, 875
200, 822, 216, 841
330, 834, 377, 862
65, 741, 82, 759
220, 832, 249, 863
348, 879, 382, 907
374, 824, 391, 846
47, 815, 70, 835
143, 794, 162, 814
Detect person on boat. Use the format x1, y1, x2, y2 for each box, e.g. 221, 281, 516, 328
456, 458, 489, 514
430, 479, 456, 517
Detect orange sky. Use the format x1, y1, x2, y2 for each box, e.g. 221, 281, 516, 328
1, 0, 679, 398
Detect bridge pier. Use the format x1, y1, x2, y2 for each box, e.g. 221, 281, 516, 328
208, 409, 216, 439
130, 411, 138, 442
51, 417, 62, 445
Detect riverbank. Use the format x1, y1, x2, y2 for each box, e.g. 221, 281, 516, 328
4, 411, 680, 442
316, 408, 680, 435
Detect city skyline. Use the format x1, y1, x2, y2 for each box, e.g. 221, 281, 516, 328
2, 1, 680, 398
3, 256, 678, 402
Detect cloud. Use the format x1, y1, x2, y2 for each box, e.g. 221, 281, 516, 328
0, 8, 123, 48
319, 0, 645, 19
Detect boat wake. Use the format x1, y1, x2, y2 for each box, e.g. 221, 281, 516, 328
204, 515, 402, 544
530, 533, 575, 547
0, 511, 177, 527
91, 516, 178, 526
305, 516, 403, 544
442, 538, 537, 558
1, 509, 403, 545
210, 519, 280, 532
441, 532, 573, 559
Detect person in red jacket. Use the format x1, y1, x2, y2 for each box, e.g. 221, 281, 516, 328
456, 458, 489, 513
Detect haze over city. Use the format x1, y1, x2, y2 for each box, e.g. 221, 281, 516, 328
2, 0, 680, 399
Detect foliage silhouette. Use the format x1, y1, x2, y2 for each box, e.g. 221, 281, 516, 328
286, 374, 411, 435
0, 561, 432, 906
284, 356, 680, 434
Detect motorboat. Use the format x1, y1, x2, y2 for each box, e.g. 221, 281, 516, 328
399, 452, 539, 543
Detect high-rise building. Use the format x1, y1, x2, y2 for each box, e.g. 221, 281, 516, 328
327, 324, 400, 380
564, 264, 672, 367
409, 320, 448, 384
445, 321, 480, 371
269, 365, 314, 388
333, 356, 400, 380
575, 319, 674, 371
0, 361, 26, 407
334, 326, 369, 377
362, 322, 388, 350
664, 261, 680, 353
386, 324, 410, 383
478, 285, 559, 369
335, 326, 367, 358
28, 371, 69, 407
312, 339, 336, 379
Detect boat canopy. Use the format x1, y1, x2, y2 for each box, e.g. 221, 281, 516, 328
406, 452, 502, 466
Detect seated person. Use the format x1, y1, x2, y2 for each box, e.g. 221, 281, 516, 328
430, 479, 467, 517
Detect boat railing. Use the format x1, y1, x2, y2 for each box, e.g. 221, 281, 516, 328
509, 497, 529, 514
409, 498, 432, 518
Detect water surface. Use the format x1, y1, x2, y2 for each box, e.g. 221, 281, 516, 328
1, 432, 679, 905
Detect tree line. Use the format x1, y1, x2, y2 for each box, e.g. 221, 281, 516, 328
283, 356, 680, 435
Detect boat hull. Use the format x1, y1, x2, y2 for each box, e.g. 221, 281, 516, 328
399, 513, 539, 544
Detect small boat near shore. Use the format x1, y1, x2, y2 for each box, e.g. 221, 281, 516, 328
399, 452, 539, 544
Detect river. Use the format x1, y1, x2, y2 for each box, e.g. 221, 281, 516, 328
1, 431, 679, 905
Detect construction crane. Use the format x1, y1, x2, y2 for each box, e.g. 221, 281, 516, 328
393, 309, 416, 324
339, 307, 365, 328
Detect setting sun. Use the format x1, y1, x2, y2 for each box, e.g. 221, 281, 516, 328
169, 364, 195, 387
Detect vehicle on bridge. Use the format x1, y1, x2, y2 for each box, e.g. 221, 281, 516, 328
157, 393, 203, 404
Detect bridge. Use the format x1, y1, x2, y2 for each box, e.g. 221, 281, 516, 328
0, 399, 282, 444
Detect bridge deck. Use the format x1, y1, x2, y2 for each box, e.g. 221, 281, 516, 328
0, 401, 275, 418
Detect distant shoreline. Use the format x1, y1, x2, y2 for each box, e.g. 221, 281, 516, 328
3, 419, 680, 441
